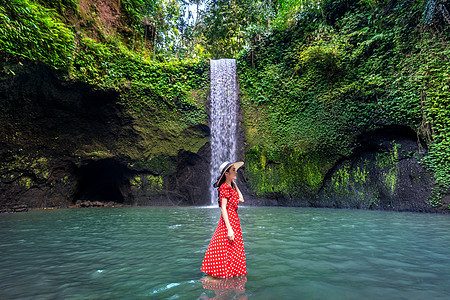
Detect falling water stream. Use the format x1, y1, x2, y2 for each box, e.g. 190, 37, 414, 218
209, 59, 239, 205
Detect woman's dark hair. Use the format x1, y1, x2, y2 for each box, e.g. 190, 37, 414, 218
217, 165, 236, 207
216, 167, 229, 190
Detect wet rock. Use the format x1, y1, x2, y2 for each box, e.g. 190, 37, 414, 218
243, 125, 446, 213
75, 200, 105, 208
0, 59, 210, 209
12, 204, 28, 212
0, 204, 28, 213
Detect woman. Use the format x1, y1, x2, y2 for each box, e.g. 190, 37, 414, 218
201, 161, 247, 279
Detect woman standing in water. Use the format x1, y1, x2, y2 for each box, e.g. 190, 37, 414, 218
201, 161, 247, 279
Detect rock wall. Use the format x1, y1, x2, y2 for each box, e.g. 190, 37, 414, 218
243, 126, 445, 213
316, 126, 435, 212
0, 59, 211, 211
1, 58, 446, 213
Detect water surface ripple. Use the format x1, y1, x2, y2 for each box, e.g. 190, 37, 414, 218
0, 207, 449, 299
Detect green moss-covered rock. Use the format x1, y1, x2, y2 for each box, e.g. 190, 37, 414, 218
246, 147, 335, 200
0, 57, 211, 209
244, 126, 435, 212
0, 0, 212, 210
238, 1, 449, 213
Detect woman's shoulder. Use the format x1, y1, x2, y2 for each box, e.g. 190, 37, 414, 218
218, 182, 232, 191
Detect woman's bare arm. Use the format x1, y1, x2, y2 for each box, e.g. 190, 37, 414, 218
221, 198, 234, 241
236, 184, 244, 203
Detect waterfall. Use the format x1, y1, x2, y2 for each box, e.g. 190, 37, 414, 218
209, 59, 239, 205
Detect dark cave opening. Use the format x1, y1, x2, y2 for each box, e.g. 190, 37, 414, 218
74, 159, 131, 203
357, 125, 424, 150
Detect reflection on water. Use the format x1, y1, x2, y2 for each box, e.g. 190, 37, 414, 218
0, 207, 449, 299
199, 276, 247, 300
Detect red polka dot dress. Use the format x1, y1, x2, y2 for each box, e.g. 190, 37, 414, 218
201, 182, 247, 278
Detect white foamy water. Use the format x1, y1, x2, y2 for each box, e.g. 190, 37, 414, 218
209, 59, 239, 204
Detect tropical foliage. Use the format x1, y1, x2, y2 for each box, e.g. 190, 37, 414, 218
1, 0, 449, 203
238, 0, 450, 197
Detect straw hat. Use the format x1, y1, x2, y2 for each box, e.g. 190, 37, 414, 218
213, 161, 244, 187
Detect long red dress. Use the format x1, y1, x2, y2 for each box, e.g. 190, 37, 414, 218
201, 182, 247, 278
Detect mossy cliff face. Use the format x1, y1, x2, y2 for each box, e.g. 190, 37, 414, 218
0, 0, 213, 210
244, 148, 334, 200
242, 126, 437, 212
237, 1, 450, 213
0, 59, 210, 210
318, 128, 434, 211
